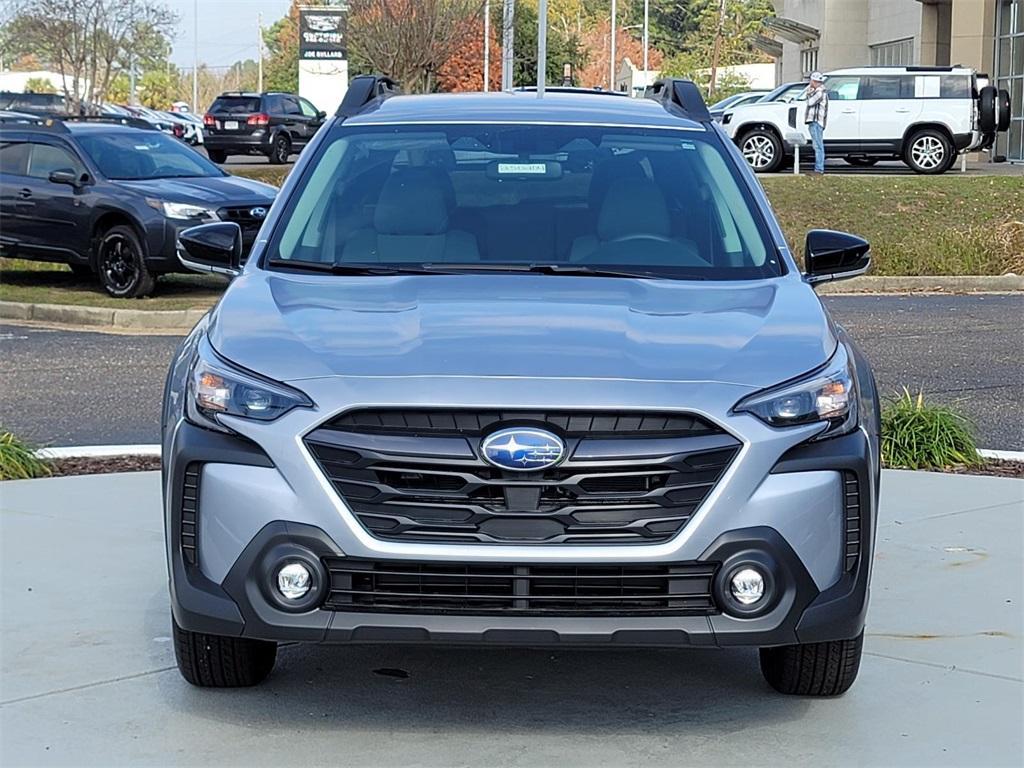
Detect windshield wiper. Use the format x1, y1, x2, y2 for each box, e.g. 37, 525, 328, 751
422, 263, 703, 280
267, 259, 445, 276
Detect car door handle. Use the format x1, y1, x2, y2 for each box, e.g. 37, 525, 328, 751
841, 108, 856, 114
894, 108, 911, 113
18, 188, 32, 199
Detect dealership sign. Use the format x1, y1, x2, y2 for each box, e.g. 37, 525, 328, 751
299, 6, 347, 60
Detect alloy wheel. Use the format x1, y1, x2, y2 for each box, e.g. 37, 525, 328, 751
742, 135, 776, 169
910, 135, 945, 170
100, 234, 138, 293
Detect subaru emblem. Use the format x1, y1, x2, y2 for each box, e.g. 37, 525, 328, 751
249, 206, 268, 219
481, 427, 565, 472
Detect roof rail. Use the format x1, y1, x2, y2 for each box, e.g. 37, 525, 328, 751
646, 78, 711, 123
514, 86, 629, 97
58, 115, 158, 131
336, 75, 401, 118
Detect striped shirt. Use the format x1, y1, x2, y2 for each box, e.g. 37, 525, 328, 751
805, 86, 828, 127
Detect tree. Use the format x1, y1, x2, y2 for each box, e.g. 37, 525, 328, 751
262, 2, 301, 94
510, 0, 586, 87
348, 0, 486, 93
23, 76, 57, 94
1, 0, 176, 110
576, 17, 664, 89
435, 10, 501, 92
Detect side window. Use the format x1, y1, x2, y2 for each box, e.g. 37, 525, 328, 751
282, 96, 303, 116
863, 76, 914, 99
262, 95, 280, 114
0, 141, 30, 175
27, 142, 84, 180
298, 98, 320, 118
939, 76, 971, 98
827, 77, 861, 101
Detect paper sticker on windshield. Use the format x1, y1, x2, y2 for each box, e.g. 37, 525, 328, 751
497, 163, 547, 174
680, 141, 696, 150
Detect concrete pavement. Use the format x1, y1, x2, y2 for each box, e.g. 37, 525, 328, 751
1, 469, 1021, 767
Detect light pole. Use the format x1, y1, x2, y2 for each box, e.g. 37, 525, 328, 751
537, 0, 546, 96
609, 0, 616, 91
191, 0, 198, 110
483, 0, 491, 92
643, 0, 649, 82
257, 12, 263, 93
501, 0, 514, 90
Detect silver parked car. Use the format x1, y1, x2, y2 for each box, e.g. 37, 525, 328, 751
164, 76, 881, 695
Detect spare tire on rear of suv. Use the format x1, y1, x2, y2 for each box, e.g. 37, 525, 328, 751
997, 89, 1011, 132
978, 85, 998, 133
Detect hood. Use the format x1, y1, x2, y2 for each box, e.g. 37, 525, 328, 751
114, 175, 277, 205
207, 272, 835, 390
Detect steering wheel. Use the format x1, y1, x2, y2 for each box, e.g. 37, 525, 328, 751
609, 234, 674, 244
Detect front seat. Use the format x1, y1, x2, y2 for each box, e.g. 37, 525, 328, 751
340, 170, 479, 263
570, 177, 703, 266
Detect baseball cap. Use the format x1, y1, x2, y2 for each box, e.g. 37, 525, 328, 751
810, 71, 826, 82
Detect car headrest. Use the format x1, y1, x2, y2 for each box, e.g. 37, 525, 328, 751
597, 177, 671, 241
588, 154, 647, 210
374, 170, 450, 235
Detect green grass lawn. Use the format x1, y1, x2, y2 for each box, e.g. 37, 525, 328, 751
2, 169, 1021, 311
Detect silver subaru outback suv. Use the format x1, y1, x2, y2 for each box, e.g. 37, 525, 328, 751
164, 77, 880, 695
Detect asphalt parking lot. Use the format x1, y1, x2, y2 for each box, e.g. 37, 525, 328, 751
1, 294, 1022, 449
1, 469, 1020, 766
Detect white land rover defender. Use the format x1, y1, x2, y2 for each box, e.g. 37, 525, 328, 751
721, 66, 1011, 174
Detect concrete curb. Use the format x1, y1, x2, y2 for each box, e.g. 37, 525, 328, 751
0, 301, 209, 331
814, 274, 1024, 294
34, 444, 1024, 461
2, 276, 1022, 331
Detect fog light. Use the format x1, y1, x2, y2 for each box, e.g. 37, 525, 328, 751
277, 562, 311, 600
729, 568, 765, 605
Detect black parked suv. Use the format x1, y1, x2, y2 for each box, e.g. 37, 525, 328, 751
0, 117, 276, 297
203, 91, 326, 164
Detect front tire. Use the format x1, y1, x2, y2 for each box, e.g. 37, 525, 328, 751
268, 133, 291, 165
172, 617, 277, 688
904, 129, 952, 175
739, 128, 784, 173
96, 224, 155, 298
759, 632, 864, 696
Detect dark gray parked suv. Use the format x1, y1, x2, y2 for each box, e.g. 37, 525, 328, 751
165, 76, 881, 696
203, 91, 326, 164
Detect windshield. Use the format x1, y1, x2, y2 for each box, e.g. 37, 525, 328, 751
77, 131, 225, 180
269, 123, 780, 280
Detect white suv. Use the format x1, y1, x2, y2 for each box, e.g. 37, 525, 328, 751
721, 66, 1010, 174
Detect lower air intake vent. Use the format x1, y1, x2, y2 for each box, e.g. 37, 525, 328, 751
322, 558, 718, 616
843, 471, 861, 571
180, 463, 201, 565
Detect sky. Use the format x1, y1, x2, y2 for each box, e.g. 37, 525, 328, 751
166, 0, 291, 70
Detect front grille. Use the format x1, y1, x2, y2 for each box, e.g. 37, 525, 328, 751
322, 558, 718, 616
305, 408, 740, 545
216, 206, 266, 254
180, 463, 201, 565
843, 471, 861, 571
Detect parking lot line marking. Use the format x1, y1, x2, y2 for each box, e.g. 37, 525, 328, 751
0, 666, 178, 708
864, 652, 1023, 684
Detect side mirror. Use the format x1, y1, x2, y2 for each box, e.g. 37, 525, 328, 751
317, 110, 326, 120
49, 168, 87, 187
803, 229, 870, 285
178, 222, 242, 276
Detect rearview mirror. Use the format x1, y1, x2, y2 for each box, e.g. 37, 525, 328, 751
803, 229, 870, 285
178, 222, 242, 277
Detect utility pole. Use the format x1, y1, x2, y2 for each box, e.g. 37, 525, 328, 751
537, 0, 546, 97
501, 0, 514, 90
643, 0, 649, 82
483, 0, 490, 92
708, 0, 727, 100
257, 12, 264, 93
192, 0, 198, 110
609, 0, 616, 91
128, 53, 136, 105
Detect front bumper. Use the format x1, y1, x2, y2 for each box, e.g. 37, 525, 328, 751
165, 410, 876, 648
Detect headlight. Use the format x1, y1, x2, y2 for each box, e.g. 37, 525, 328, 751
148, 198, 217, 220
734, 345, 857, 441
186, 338, 312, 432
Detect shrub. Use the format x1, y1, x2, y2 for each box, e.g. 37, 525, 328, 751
881, 389, 981, 470
0, 430, 52, 481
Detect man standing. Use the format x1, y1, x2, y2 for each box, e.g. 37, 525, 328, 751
804, 72, 829, 174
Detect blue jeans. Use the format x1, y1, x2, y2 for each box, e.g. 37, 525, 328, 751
807, 122, 825, 173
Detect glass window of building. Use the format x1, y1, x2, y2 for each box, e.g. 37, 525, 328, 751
995, 0, 1023, 162
870, 38, 914, 67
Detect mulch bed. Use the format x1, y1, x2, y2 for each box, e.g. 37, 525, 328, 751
46, 455, 161, 477
36, 456, 1024, 479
